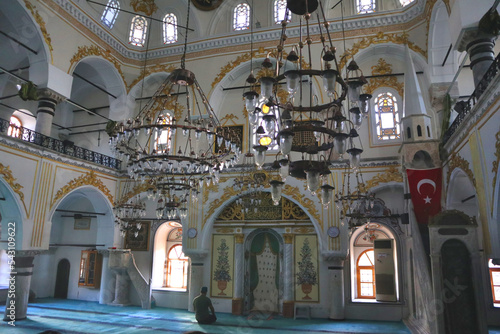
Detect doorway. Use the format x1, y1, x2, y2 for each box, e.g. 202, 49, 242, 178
54, 259, 70, 299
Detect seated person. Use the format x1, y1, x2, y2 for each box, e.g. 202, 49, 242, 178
193, 286, 216, 324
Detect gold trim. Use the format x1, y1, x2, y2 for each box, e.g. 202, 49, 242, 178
293, 227, 315, 234
364, 58, 404, 97
128, 63, 177, 92
52, 171, 114, 208
283, 233, 293, 244
235, 233, 244, 244
338, 32, 426, 71
69, 45, 126, 85
130, 0, 158, 16
24, 0, 53, 63
0, 163, 25, 205
220, 114, 240, 126
364, 166, 403, 191
215, 227, 235, 234
447, 154, 476, 188
282, 185, 320, 225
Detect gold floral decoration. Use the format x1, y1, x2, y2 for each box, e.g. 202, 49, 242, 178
69, 45, 126, 85
215, 227, 235, 234
130, 0, 158, 16
235, 233, 245, 243
282, 185, 320, 223
282, 197, 308, 220
217, 202, 243, 221
205, 185, 240, 222
364, 166, 403, 191
338, 32, 426, 71
364, 59, 404, 97
447, 154, 476, 188
52, 171, 113, 208
293, 227, 315, 234
128, 64, 177, 92
24, 0, 53, 62
492, 131, 500, 205
0, 163, 25, 203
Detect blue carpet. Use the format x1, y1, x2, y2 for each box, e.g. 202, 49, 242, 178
0, 298, 496, 333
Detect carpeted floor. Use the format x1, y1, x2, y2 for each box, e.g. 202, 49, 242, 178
0, 299, 499, 334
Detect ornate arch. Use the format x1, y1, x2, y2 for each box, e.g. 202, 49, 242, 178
446, 153, 475, 189
51, 171, 113, 208
23, 0, 53, 62
364, 166, 404, 191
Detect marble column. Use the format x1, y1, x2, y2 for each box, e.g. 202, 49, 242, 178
232, 234, 244, 315
34, 89, 63, 137
3, 252, 37, 322
186, 251, 207, 312
325, 256, 345, 320
282, 233, 294, 318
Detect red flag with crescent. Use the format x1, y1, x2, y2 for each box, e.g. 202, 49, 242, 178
406, 167, 442, 224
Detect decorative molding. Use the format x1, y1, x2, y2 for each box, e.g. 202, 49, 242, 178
24, 0, 53, 62
492, 131, 500, 205
293, 227, 315, 234
0, 163, 25, 204
215, 227, 235, 234
338, 32, 426, 71
364, 58, 404, 97
53, 0, 425, 62
447, 153, 476, 188
364, 166, 403, 191
69, 45, 126, 85
130, 0, 158, 16
52, 171, 114, 207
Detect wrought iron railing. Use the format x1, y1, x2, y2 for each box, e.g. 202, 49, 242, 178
443, 53, 500, 144
0, 118, 121, 170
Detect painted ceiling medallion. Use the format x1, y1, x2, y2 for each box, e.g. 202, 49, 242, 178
130, 0, 158, 16
192, 0, 223, 11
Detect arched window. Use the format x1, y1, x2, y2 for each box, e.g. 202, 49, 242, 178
163, 13, 177, 44
489, 259, 500, 305
129, 16, 147, 46
154, 113, 173, 153
274, 0, 290, 24
399, 0, 415, 7
357, 0, 376, 14
417, 125, 422, 137
164, 244, 188, 289
233, 3, 250, 31
101, 0, 120, 28
357, 249, 376, 299
373, 91, 401, 141
8, 116, 22, 139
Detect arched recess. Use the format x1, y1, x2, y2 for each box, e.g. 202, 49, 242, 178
151, 221, 184, 289
199, 188, 323, 250
49, 186, 115, 249
428, 0, 458, 83
0, 178, 25, 249
446, 168, 481, 245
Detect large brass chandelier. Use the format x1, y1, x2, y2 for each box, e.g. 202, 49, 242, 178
242, 0, 372, 209
109, 0, 241, 224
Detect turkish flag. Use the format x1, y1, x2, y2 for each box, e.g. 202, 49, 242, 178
406, 168, 442, 224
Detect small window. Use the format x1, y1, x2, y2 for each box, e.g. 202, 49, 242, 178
101, 0, 120, 28
164, 244, 188, 289
357, 0, 376, 14
357, 249, 375, 299
489, 259, 500, 305
417, 125, 422, 137
274, 0, 291, 24
129, 16, 148, 46
399, 0, 415, 7
233, 3, 250, 31
374, 92, 401, 141
8, 116, 22, 139
154, 114, 173, 153
163, 13, 177, 44
407, 127, 411, 139
427, 126, 430, 138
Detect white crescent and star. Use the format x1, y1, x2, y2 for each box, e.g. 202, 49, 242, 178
417, 179, 436, 205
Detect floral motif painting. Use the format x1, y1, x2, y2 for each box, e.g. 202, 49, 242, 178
211, 234, 234, 298
294, 234, 319, 302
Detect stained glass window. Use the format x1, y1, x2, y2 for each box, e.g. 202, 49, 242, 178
374, 92, 400, 140
399, 0, 415, 7
274, 0, 290, 24
357, 249, 375, 299
101, 0, 120, 28
233, 3, 250, 31
163, 13, 177, 44
129, 16, 147, 47
357, 0, 376, 14
164, 244, 188, 289
8, 116, 22, 139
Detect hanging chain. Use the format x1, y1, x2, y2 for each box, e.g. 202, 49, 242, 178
181, 0, 191, 69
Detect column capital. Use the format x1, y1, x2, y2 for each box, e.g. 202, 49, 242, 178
321, 251, 346, 266
235, 233, 244, 244
283, 233, 294, 244
456, 27, 496, 53
37, 88, 65, 103
185, 249, 208, 261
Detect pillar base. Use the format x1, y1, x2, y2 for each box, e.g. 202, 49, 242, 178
283, 300, 294, 318
232, 298, 243, 315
